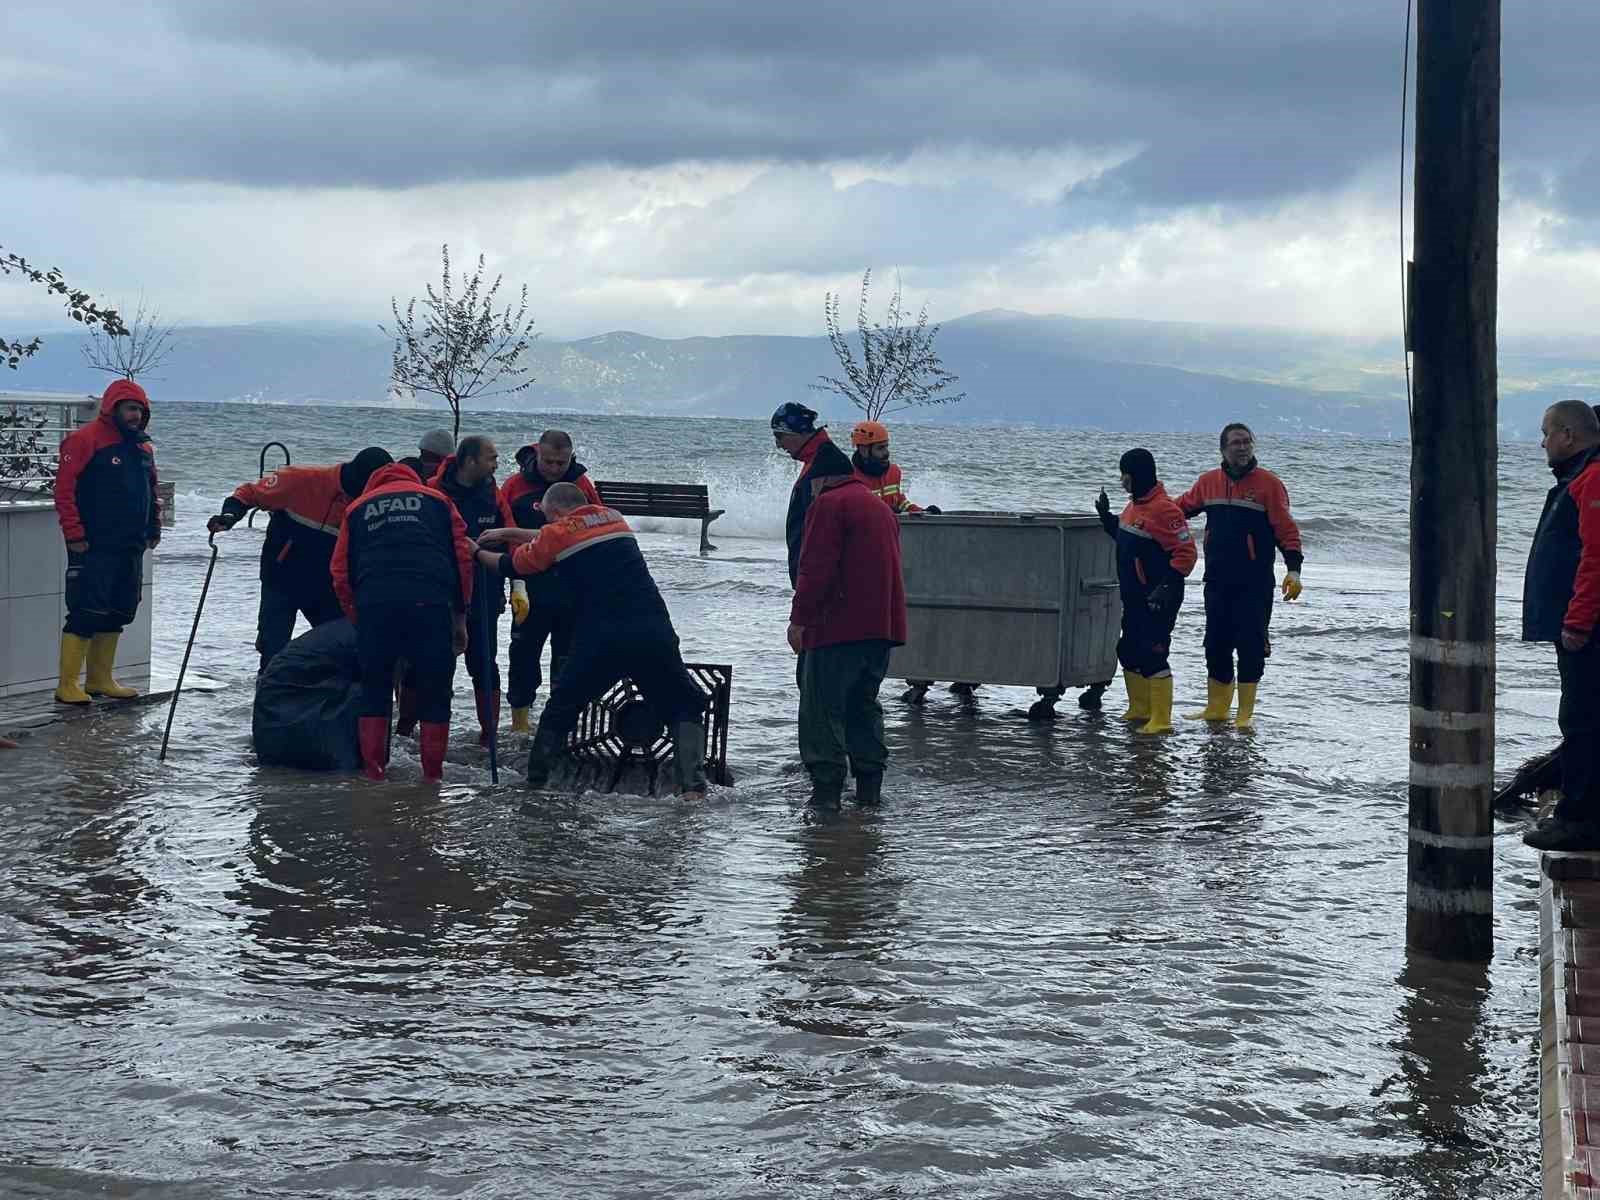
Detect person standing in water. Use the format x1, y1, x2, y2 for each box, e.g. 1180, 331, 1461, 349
1095, 448, 1196, 736
1172, 422, 1303, 729
52, 380, 161, 705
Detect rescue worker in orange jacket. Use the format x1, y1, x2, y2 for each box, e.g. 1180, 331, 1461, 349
1094, 447, 1197, 735
208, 447, 394, 671
331, 463, 475, 782
1172, 422, 1303, 729
498, 429, 603, 732
849, 420, 941, 515
475, 482, 709, 798
53, 379, 161, 705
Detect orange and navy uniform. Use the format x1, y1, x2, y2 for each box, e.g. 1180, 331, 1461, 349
500, 448, 603, 530
220, 465, 349, 593
331, 464, 474, 624
1173, 461, 1302, 587
54, 380, 159, 550
853, 462, 923, 514
500, 504, 673, 638
1104, 484, 1197, 604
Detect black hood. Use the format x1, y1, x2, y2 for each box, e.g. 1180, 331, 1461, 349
516, 444, 588, 484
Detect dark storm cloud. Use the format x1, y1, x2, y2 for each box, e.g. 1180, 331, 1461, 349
1, 0, 1596, 219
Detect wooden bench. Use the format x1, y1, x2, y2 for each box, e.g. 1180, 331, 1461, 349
593, 481, 725, 555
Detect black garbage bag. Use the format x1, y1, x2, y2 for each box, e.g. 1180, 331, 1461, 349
251, 618, 363, 770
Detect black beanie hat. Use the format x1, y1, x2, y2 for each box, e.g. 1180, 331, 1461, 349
1119, 447, 1157, 496
809, 440, 855, 480
341, 446, 394, 497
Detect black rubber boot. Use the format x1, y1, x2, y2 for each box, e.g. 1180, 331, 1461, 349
525, 728, 564, 789
853, 771, 883, 806
673, 721, 708, 796
809, 778, 844, 809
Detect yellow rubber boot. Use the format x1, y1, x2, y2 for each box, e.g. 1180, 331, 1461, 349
85, 632, 139, 699
510, 706, 530, 733
1136, 675, 1175, 735
1120, 671, 1150, 722
1234, 682, 1259, 730
54, 633, 92, 705
1184, 678, 1235, 722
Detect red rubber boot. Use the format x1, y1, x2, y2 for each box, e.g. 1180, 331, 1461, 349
419, 721, 449, 782
358, 716, 389, 781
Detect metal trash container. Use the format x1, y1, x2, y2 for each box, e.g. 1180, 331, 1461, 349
889, 511, 1121, 717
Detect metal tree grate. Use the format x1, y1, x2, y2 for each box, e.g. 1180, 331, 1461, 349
566, 663, 733, 792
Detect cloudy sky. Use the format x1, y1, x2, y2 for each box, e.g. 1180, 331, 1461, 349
2, 0, 1597, 340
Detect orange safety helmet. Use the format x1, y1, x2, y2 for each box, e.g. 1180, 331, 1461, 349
850, 420, 890, 447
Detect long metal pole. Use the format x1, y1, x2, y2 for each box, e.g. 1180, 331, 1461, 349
1406, 0, 1500, 960
159, 534, 219, 762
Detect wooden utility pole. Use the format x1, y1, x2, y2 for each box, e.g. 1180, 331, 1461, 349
1406, 0, 1500, 960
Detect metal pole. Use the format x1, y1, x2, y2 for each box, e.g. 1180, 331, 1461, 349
1406, 0, 1500, 960
159, 534, 220, 762
480, 565, 499, 784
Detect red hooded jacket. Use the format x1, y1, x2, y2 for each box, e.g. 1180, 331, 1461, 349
54, 379, 160, 549
790, 476, 908, 651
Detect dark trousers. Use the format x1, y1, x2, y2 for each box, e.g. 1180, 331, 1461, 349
507, 602, 575, 708
64, 547, 143, 636
1116, 585, 1183, 678
463, 593, 501, 693
798, 639, 892, 787
1558, 643, 1600, 821
358, 604, 456, 724
1203, 581, 1274, 685
256, 581, 343, 671
534, 629, 706, 742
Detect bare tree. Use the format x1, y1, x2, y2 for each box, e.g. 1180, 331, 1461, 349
384, 245, 539, 438
0, 244, 127, 370
812, 269, 965, 421
81, 297, 178, 380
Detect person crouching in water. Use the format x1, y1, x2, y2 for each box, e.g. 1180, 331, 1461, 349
331, 463, 475, 781
475, 483, 709, 798
1094, 448, 1197, 735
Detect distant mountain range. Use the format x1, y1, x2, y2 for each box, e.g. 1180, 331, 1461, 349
8, 310, 1599, 438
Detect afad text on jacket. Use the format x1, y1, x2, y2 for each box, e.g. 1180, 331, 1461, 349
331, 464, 474, 623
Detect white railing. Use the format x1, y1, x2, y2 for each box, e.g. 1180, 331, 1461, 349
0, 391, 98, 497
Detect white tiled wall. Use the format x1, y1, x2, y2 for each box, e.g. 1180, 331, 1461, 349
0, 504, 154, 696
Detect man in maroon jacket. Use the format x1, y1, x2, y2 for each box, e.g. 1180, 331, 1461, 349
788, 449, 908, 808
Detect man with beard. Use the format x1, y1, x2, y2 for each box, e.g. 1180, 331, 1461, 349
53, 380, 162, 705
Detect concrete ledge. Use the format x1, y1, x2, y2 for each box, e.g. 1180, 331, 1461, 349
0, 669, 224, 738
1540, 853, 1600, 1198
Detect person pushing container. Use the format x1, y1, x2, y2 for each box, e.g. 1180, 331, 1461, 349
206, 447, 393, 672
1095, 448, 1196, 736
53, 380, 162, 706
475, 482, 708, 799
1172, 422, 1303, 729
330, 462, 474, 782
